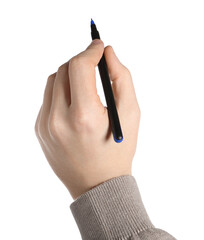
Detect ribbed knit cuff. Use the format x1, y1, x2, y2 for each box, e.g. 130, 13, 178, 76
70, 175, 154, 240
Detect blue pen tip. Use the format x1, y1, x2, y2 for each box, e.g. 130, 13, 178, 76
91, 18, 95, 25
113, 134, 123, 143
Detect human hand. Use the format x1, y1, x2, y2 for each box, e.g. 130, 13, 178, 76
34, 39, 140, 199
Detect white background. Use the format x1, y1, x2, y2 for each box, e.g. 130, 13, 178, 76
0, 0, 203, 239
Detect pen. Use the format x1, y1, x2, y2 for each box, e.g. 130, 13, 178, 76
90, 19, 123, 143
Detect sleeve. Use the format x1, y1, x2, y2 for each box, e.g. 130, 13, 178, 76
70, 175, 177, 240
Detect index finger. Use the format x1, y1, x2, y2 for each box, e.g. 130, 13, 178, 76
68, 39, 104, 108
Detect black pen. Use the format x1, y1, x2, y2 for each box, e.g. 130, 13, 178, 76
90, 19, 123, 143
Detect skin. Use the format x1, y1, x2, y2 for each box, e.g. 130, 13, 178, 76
34, 39, 140, 200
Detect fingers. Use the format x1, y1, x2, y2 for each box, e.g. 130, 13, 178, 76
104, 46, 138, 110
68, 39, 104, 108
50, 62, 71, 113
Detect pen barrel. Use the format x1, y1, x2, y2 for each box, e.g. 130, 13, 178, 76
91, 22, 123, 142
91, 24, 100, 39
98, 55, 123, 141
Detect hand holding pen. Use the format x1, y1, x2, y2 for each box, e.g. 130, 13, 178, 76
34, 19, 176, 240
35, 20, 140, 199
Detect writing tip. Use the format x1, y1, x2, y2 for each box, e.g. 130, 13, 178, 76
91, 18, 95, 25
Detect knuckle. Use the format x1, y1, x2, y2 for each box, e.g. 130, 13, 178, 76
38, 119, 49, 140
34, 108, 42, 139
122, 65, 131, 76
34, 121, 39, 137
47, 73, 56, 81
57, 63, 67, 73
71, 110, 92, 132
48, 113, 61, 138
38, 125, 47, 139
35, 113, 49, 141
69, 56, 87, 70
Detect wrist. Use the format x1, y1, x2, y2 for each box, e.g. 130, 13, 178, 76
69, 169, 132, 200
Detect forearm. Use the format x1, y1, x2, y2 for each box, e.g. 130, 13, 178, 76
70, 175, 176, 240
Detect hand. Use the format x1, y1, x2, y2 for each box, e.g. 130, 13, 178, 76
34, 39, 140, 200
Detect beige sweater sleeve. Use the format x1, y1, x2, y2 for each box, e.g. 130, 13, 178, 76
70, 175, 176, 240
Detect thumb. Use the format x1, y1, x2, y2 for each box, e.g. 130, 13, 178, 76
104, 45, 138, 110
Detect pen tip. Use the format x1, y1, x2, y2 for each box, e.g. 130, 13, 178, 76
91, 18, 95, 25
